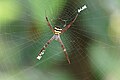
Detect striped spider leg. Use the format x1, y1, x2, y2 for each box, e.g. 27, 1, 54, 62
57, 37, 71, 64
37, 37, 54, 60
37, 5, 87, 64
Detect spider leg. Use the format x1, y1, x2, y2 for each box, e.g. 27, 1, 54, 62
61, 5, 87, 34
37, 37, 54, 60
58, 38, 71, 64
58, 18, 67, 27
46, 16, 54, 33
61, 14, 78, 34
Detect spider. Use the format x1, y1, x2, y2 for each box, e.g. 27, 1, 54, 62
37, 5, 87, 64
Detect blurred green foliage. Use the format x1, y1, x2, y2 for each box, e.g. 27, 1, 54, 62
0, 0, 21, 24
0, 0, 120, 80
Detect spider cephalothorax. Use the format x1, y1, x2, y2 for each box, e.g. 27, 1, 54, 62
37, 5, 87, 64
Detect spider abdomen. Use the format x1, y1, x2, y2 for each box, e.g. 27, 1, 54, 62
54, 27, 62, 35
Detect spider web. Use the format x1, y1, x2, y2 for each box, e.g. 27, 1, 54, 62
0, 0, 119, 80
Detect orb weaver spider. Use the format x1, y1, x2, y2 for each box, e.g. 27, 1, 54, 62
37, 5, 87, 64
